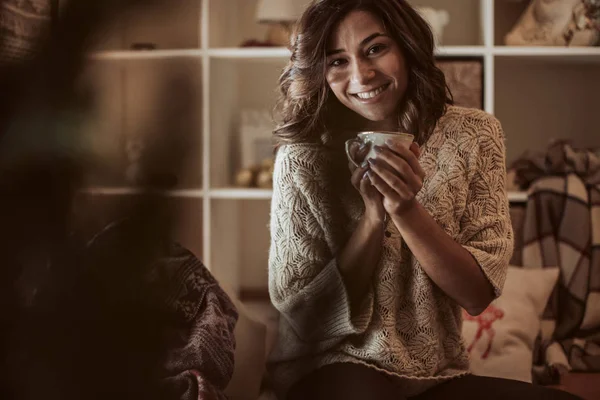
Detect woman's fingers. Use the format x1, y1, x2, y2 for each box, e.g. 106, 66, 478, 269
359, 170, 375, 196
409, 142, 421, 159
372, 147, 423, 194
366, 169, 401, 203
356, 143, 369, 163
350, 162, 369, 189
367, 158, 413, 199
385, 141, 426, 181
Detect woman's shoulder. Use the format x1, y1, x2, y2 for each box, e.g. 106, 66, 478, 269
276, 142, 330, 157
275, 142, 332, 175
272, 142, 334, 196
438, 105, 504, 140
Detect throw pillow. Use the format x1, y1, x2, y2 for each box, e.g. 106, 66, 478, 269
462, 266, 560, 382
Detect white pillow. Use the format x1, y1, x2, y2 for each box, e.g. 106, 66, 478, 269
462, 266, 559, 383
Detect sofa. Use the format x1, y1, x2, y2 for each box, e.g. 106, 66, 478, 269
225, 268, 599, 400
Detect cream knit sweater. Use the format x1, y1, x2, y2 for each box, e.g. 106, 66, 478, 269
267, 106, 514, 398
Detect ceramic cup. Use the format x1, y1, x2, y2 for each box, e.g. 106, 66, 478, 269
345, 131, 415, 168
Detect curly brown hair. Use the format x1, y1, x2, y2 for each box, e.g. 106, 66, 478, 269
274, 0, 452, 147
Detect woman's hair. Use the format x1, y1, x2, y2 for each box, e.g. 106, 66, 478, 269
274, 0, 452, 147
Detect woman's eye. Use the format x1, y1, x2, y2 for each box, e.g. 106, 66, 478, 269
329, 58, 347, 67
367, 44, 386, 55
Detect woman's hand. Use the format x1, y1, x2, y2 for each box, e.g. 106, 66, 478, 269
367, 141, 426, 217
347, 142, 385, 224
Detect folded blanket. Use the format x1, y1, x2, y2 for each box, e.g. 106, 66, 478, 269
510, 140, 600, 190
514, 141, 600, 374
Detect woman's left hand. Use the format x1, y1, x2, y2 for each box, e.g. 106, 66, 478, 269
367, 141, 426, 217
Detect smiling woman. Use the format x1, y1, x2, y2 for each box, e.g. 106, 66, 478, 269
274, 0, 449, 146
267, 1, 581, 400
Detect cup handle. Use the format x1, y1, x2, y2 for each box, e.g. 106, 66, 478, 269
345, 138, 361, 168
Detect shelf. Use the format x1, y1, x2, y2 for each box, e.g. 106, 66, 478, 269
87, 47, 600, 63
493, 47, 600, 63
210, 188, 273, 199
435, 46, 487, 57
207, 47, 290, 59
208, 46, 488, 59
81, 187, 204, 198
83, 187, 526, 203
89, 49, 204, 60
507, 191, 527, 203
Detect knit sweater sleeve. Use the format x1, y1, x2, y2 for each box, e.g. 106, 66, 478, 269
268, 145, 374, 341
457, 115, 514, 297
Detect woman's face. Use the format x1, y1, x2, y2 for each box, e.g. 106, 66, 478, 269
325, 10, 408, 125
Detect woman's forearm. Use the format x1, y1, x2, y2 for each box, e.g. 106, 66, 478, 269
391, 202, 495, 315
337, 214, 384, 309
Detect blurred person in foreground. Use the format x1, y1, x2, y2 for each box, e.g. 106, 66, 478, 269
267, 1, 581, 399
0, 1, 237, 399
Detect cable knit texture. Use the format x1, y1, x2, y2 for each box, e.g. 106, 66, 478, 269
267, 106, 514, 398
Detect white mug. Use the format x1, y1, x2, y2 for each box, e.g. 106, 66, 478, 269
345, 131, 415, 168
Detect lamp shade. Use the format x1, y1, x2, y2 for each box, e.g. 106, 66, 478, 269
255, 0, 306, 23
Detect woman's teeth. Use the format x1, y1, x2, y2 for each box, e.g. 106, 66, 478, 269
355, 85, 387, 99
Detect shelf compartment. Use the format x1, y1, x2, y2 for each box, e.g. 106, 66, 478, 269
91, 0, 201, 51
494, 0, 600, 50
209, 58, 283, 189
495, 57, 599, 165
494, 0, 529, 46
210, 199, 271, 294
81, 58, 203, 189
208, 0, 271, 48
410, 0, 483, 46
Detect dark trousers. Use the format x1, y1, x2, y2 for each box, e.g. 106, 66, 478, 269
287, 363, 582, 400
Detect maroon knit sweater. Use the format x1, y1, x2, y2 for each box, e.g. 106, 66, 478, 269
86, 219, 239, 400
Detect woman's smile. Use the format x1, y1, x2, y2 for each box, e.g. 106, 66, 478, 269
351, 82, 392, 103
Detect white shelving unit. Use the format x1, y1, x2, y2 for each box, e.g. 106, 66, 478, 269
90, 45, 600, 62
82, 0, 598, 297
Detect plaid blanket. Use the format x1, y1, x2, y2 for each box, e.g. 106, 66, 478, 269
516, 142, 600, 372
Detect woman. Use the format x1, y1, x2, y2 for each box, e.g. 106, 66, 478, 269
267, 0, 580, 399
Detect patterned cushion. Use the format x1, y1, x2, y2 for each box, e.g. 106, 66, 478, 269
462, 266, 559, 383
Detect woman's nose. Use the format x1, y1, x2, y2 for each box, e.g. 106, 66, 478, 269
350, 59, 376, 85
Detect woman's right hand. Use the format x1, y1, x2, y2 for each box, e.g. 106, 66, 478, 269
348, 143, 386, 225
